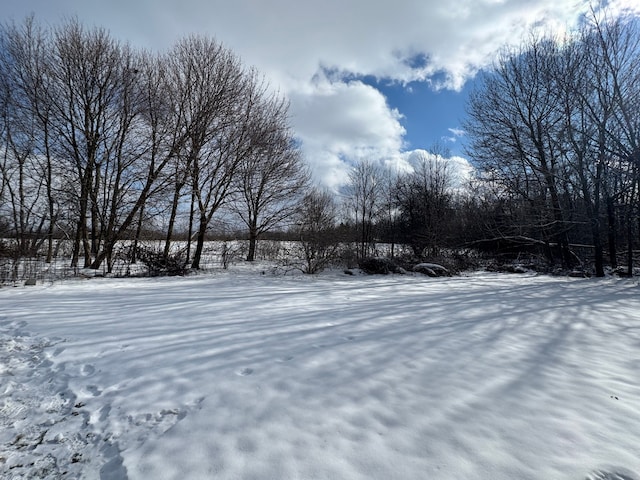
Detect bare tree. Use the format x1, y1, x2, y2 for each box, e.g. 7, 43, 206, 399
161, 36, 250, 269
394, 150, 455, 257
295, 189, 340, 274
375, 165, 401, 257
465, 35, 576, 267
0, 18, 59, 259
465, 14, 640, 274
230, 90, 309, 261
40, 20, 191, 271
586, 14, 640, 275
344, 160, 384, 259
45, 21, 182, 271
44, 20, 124, 267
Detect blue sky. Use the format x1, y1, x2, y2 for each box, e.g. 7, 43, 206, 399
4, 0, 639, 189
365, 78, 471, 155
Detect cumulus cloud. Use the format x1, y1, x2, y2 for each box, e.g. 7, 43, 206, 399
403, 150, 475, 190
170, 0, 638, 91
33, 1, 638, 91
288, 78, 406, 190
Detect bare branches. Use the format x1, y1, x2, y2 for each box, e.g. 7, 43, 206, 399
465, 15, 640, 274
0, 17, 309, 272
229, 84, 309, 261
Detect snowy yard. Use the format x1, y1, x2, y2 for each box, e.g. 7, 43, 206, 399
1, 269, 640, 479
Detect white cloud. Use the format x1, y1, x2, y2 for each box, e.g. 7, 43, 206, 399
173, 0, 636, 92
444, 127, 466, 143
403, 150, 475, 189
32, 1, 636, 93
288, 78, 405, 191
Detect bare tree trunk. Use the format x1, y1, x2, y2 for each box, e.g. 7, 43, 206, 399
132, 203, 145, 264
627, 205, 634, 276
247, 221, 258, 261
191, 213, 208, 269
186, 188, 195, 264
606, 195, 618, 268
627, 172, 638, 276
163, 183, 182, 258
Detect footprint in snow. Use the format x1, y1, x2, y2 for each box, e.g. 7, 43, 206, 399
81, 364, 95, 376
237, 368, 254, 376
86, 385, 102, 396
586, 469, 639, 480
99, 404, 111, 422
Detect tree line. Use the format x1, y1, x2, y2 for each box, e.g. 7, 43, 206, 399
0, 17, 308, 272
466, 13, 640, 276
2, 13, 639, 277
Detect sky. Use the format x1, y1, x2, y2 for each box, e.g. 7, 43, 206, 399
4, 0, 640, 189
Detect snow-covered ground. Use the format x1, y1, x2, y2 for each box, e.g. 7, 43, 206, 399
1, 268, 639, 480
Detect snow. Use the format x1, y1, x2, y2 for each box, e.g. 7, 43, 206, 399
1, 269, 640, 479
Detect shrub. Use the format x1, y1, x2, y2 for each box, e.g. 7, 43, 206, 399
134, 246, 188, 276
358, 257, 405, 275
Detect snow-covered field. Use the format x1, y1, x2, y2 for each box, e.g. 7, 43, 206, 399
1, 268, 639, 480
